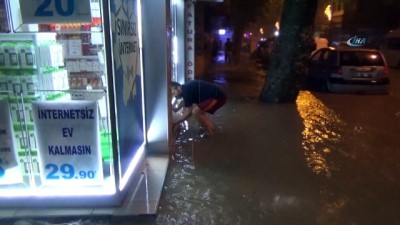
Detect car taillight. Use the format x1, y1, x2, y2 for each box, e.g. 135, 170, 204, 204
384, 67, 389, 75
333, 66, 343, 74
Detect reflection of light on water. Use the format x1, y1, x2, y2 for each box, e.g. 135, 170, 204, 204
174, 112, 223, 147
317, 196, 349, 224
214, 75, 227, 85
296, 91, 344, 177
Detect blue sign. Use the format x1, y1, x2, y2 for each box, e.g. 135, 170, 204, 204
19, 0, 92, 24
111, 0, 144, 177
346, 36, 367, 47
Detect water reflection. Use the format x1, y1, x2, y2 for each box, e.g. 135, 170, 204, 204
296, 91, 345, 177
213, 75, 228, 85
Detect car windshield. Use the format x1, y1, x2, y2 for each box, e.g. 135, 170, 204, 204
339, 51, 385, 66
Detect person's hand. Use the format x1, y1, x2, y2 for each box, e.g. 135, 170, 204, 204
172, 121, 183, 135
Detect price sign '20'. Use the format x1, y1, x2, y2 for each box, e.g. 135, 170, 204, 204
19, 0, 91, 24
34, 0, 75, 17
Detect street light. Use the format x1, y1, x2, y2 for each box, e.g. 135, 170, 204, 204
325, 5, 332, 21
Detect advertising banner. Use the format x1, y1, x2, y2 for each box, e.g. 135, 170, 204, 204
19, 0, 92, 24
0, 100, 21, 185
32, 101, 103, 186
185, 0, 195, 80
110, 0, 144, 177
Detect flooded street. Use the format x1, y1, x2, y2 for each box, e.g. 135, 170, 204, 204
154, 66, 400, 225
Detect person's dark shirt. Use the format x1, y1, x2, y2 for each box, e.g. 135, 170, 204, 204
180, 80, 225, 107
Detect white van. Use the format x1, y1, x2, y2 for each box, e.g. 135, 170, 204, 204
380, 28, 400, 68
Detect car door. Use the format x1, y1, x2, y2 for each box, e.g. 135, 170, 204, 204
320, 49, 336, 80
308, 49, 324, 79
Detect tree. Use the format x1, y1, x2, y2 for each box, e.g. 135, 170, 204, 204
260, 0, 318, 103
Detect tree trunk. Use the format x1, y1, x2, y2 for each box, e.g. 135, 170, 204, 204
260, 0, 318, 103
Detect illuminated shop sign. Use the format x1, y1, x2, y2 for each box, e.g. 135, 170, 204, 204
19, 0, 92, 24
32, 101, 103, 186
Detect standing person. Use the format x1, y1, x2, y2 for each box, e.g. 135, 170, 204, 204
224, 38, 233, 65
170, 80, 227, 135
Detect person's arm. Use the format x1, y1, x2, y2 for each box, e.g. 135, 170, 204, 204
171, 99, 185, 113
172, 106, 192, 125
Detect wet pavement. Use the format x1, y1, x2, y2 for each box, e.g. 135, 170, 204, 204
155, 61, 400, 225
3, 59, 400, 225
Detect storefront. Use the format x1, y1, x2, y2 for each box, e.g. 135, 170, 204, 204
0, 0, 224, 217
0, 0, 170, 213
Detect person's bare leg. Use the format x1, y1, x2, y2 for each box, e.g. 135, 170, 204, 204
193, 106, 214, 135
198, 114, 214, 135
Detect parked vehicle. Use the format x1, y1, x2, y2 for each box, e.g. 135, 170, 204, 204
250, 39, 275, 70
306, 47, 390, 94
380, 28, 400, 68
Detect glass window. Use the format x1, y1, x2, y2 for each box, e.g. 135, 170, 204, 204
340, 51, 385, 66
1, 0, 115, 196
321, 50, 336, 65
321, 50, 330, 61
310, 50, 322, 62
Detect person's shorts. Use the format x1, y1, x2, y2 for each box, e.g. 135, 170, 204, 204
197, 96, 227, 114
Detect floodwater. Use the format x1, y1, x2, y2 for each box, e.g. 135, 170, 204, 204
155, 91, 330, 225
154, 65, 400, 225
6, 65, 400, 225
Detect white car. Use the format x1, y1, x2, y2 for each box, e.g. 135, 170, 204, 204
306, 47, 390, 93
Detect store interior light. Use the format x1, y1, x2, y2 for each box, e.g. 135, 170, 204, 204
119, 144, 145, 191
0, 178, 116, 197
218, 29, 226, 35
147, 104, 168, 144
0, 167, 23, 186
274, 31, 279, 36
137, 0, 143, 49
